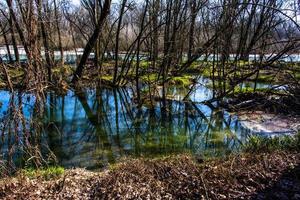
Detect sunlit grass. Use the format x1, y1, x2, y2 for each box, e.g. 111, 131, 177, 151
243, 132, 300, 153
22, 166, 65, 180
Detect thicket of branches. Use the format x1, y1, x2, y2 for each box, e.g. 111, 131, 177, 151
0, 0, 299, 98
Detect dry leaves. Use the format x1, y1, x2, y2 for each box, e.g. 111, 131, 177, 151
0, 152, 299, 200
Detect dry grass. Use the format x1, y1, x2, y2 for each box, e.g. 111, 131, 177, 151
0, 152, 299, 199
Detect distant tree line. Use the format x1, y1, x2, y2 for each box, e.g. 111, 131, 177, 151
0, 0, 299, 92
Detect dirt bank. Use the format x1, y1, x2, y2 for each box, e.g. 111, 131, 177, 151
0, 151, 299, 199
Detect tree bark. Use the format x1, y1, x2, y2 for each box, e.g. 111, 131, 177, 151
54, 0, 64, 66
72, 0, 112, 84
113, 0, 127, 84
37, 0, 53, 82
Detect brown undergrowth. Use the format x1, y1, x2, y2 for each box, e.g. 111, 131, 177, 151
0, 151, 299, 199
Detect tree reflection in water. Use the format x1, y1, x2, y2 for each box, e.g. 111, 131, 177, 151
0, 82, 246, 169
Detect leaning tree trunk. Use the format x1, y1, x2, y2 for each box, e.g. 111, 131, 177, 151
72, 0, 112, 84
136, 0, 149, 104
113, 0, 127, 84
6, 0, 31, 63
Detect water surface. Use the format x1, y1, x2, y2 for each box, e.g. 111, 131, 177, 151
0, 78, 268, 169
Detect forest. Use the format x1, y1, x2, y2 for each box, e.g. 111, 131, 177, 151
0, 0, 299, 199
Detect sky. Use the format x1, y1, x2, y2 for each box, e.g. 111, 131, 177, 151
70, 0, 299, 23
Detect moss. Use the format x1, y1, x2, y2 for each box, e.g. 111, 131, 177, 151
232, 86, 285, 95
22, 166, 64, 180
8, 68, 24, 78
201, 67, 212, 78
0, 78, 5, 88
138, 60, 150, 69
101, 61, 114, 68
170, 75, 193, 87
296, 72, 300, 80
252, 73, 275, 83
291, 71, 300, 80
234, 87, 267, 93
141, 73, 158, 83
99, 75, 113, 81
185, 62, 203, 74
52, 65, 74, 77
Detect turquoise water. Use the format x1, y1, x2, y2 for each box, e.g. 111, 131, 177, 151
0, 78, 265, 169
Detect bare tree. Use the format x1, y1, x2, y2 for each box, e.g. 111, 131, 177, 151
72, 0, 112, 84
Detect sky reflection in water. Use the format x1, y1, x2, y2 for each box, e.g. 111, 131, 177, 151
0, 78, 260, 169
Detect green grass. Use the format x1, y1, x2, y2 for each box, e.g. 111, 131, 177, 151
243, 132, 300, 153
22, 166, 65, 180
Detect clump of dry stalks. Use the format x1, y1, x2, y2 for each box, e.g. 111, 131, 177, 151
0, 63, 56, 176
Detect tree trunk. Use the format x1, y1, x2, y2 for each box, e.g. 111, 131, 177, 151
37, 0, 53, 82
136, 0, 149, 104
188, 0, 197, 60
8, 15, 19, 64
54, 0, 64, 66
72, 0, 112, 84
0, 21, 13, 63
113, 0, 127, 84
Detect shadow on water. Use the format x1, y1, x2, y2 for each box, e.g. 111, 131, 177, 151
0, 78, 263, 169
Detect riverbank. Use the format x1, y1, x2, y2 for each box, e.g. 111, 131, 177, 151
237, 111, 300, 136
0, 149, 299, 199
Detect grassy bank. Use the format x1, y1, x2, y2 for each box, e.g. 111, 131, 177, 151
0, 134, 299, 199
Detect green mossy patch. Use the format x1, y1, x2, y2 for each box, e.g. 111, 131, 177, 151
141, 73, 159, 83
7, 68, 24, 78
169, 75, 193, 87
22, 166, 65, 180
99, 75, 113, 81
0, 78, 5, 88
52, 65, 74, 77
